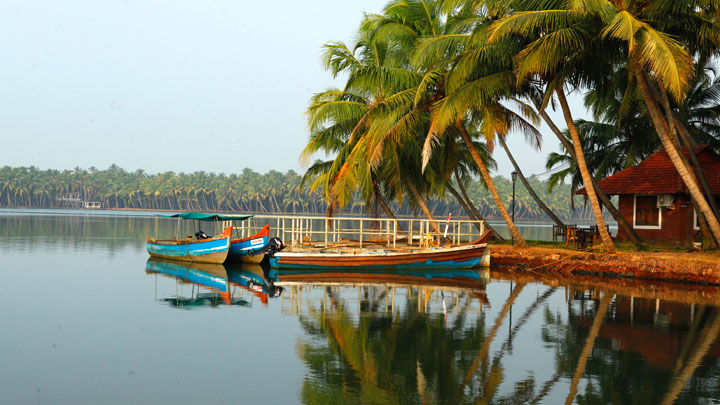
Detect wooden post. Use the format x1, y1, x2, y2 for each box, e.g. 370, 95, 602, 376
417, 220, 422, 246
409, 219, 413, 246
291, 218, 296, 248
393, 220, 397, 248
359, 219, 363, 248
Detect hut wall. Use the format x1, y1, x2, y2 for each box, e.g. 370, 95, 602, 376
615, 194, 696, 245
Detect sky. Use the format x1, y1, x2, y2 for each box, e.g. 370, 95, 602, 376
0, 0, 586, 179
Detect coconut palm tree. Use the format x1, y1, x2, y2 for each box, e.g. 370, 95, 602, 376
489, 0, 720, 245
486, 8, 618, 252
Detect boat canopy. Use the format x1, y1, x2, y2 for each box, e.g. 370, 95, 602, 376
158, 212, 254, 221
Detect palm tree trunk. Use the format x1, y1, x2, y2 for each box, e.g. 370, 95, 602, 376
446, 181, 479, 222
556, 87, 616, 253
457, 120, 527, 246
633, 66, 720, 243
673, 118, 720, 219
498, 135, 565, 228
371, 175, 404, 232
565, 293, 612, 405
538, 106, 643, 244
404, 178, 440, 233
446, 181, 498, 236
656, 92, 719, 247
455, 171, 506, 242
672, 119, 720, 247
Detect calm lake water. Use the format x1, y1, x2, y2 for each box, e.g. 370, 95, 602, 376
1, 209, 718, 404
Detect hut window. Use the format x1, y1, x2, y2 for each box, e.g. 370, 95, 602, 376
633, 195, 661, 229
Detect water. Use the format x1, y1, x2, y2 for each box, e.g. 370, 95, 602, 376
1, 209, 718, 404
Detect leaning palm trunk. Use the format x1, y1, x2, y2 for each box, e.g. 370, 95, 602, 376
457, 121, 527, 247
556, 88, 616, 253
633, 66, 720, 243
670, 119, 720, 247
538, 106, 643, 244
657, 92, 719, 247
498, 136, 566, 229
371, 174, 405, 232
673, 118, 720, 220
445, 182, 483, 228
404, 178, 440, 233
446, 181, 502, 240
455, 171, 506, 242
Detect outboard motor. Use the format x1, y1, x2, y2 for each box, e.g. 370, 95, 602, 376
248, 237, 285, 258
195, 230, 209, 240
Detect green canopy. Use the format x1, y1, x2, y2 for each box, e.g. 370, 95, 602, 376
157, 212, 254, 221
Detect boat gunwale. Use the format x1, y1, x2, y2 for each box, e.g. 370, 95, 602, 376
230, 224, 269, 244
275, 241, 488, 258
148, 226, 233, 246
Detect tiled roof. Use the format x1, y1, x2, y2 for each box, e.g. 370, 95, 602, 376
577, 145, 720, 195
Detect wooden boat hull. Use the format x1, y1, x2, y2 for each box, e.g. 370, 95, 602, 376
269, 231, 491, 270
146, 226, 232, 264
228, 225, 269, 263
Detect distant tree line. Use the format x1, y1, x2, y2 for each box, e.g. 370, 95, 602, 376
0, 164, 597, 220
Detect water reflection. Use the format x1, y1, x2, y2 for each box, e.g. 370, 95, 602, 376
283, 271, 492, 404
281, 271, 720, 404
142, 260, 720, 403
145, 259, 282, 308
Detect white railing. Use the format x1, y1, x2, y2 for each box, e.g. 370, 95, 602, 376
229, 215, 486, 248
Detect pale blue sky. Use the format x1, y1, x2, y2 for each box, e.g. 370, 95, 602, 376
0, 0, 580, 178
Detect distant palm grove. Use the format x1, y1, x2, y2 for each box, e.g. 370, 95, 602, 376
298, 0, 720, 251
0, 165, 595, 220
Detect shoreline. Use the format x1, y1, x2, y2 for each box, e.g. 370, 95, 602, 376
491, 245, 720, 286
0, 206, 604, 223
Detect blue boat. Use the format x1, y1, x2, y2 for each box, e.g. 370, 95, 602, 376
147, 225, 233, 264
147, 212, 255, 264
228, 224, 270, 263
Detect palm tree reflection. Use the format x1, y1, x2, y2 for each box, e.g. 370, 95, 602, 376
289, 275, 720, 404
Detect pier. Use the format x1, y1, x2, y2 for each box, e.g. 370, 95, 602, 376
224, 214, 487, 248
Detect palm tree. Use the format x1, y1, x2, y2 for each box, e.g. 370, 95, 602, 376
489, 0, 720, 245
373, 1, 534, 246
486, 11, 617, 251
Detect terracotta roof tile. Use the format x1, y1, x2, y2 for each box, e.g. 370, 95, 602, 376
577, 145, 720, 195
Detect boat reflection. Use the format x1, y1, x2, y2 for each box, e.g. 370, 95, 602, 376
145, 258, 282, 308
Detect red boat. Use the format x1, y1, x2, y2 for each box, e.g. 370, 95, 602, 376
268, 231, 491, 270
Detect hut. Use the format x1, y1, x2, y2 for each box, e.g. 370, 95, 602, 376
577, 146, 720, 245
